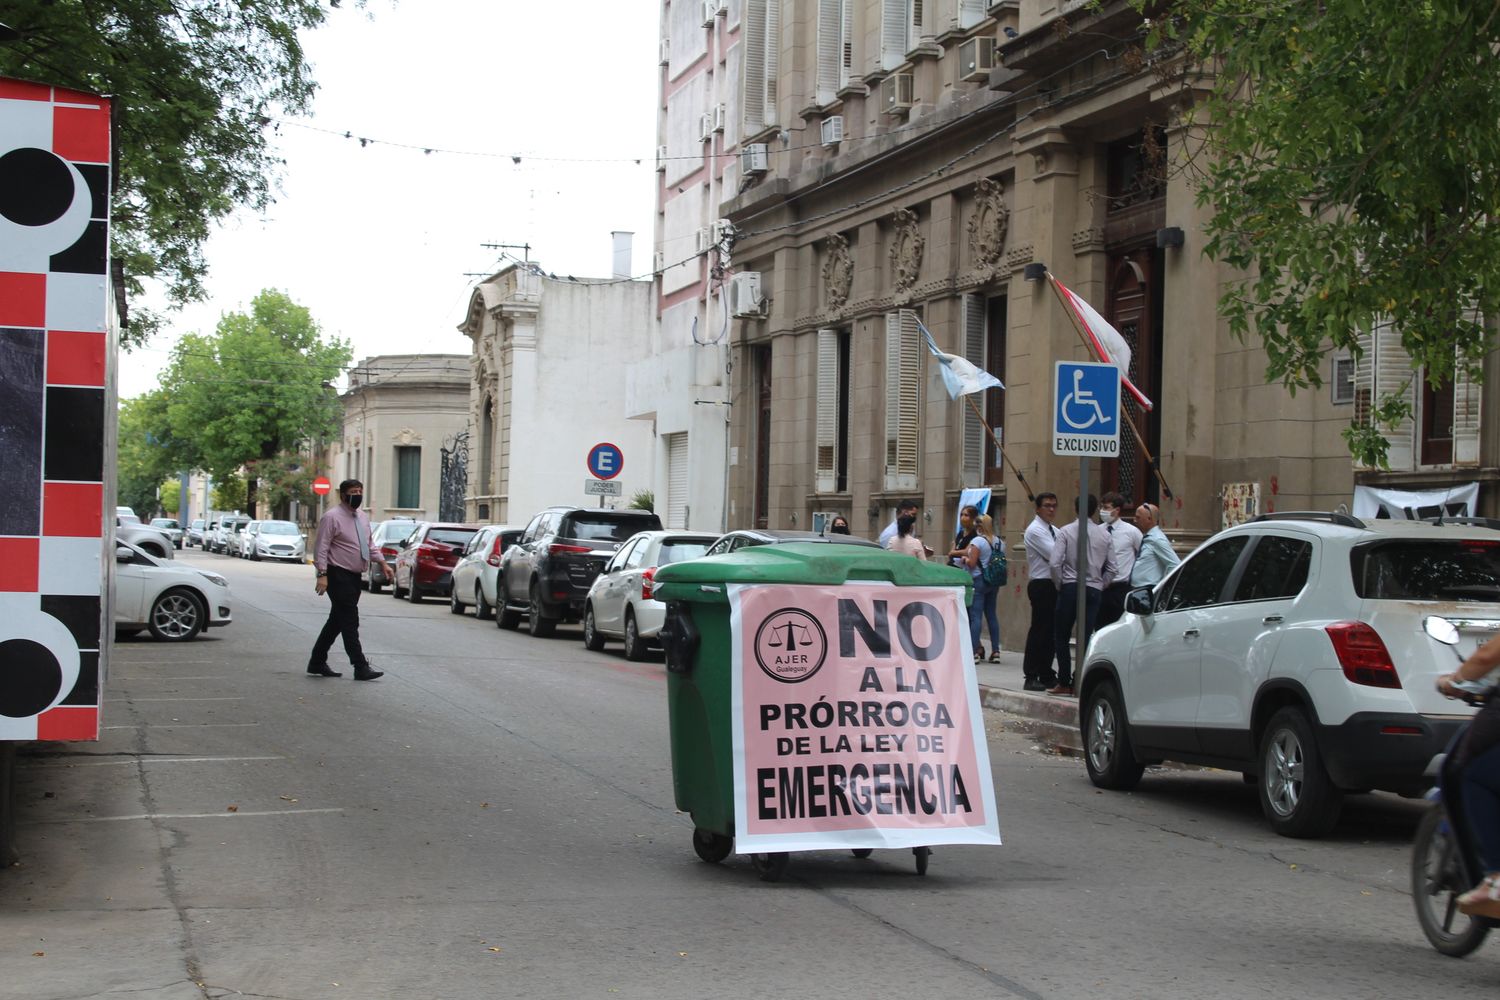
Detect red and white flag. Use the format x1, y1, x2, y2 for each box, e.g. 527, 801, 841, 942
1052, 278, 1154, 412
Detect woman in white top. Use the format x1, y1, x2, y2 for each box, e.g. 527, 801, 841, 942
889, 514, 927, 560
973, 514, 1002, 662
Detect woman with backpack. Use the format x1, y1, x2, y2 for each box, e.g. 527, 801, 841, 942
949, 506, 997, 662
973, 514, 1004, 663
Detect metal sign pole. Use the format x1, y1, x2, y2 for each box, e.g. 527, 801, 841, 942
1076, 457, 1089, 670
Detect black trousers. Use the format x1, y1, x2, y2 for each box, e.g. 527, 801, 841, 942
311, 566, 368, 669
1097, 581, 1132, 629
1023, 579, 1058, 684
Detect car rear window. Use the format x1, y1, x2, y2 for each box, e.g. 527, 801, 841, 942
428, 528, 477, 547
658, 540, 711, 565
567, 514, 662, 543
1352, 539, 1500, 602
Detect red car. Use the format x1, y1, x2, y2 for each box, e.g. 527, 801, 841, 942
391, 522, 480, 603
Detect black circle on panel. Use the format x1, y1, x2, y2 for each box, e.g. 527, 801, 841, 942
0, 148, 75, 226
0, 638, 64, 718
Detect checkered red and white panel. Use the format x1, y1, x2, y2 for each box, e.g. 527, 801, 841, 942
0, 78, 112, 742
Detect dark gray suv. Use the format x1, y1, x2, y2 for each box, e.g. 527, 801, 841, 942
498, 506, 662, 637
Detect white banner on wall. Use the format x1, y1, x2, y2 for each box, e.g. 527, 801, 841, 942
1352, 483, 1479, 521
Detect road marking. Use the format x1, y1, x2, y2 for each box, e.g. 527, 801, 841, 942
32, 756, 284, 767
103, 723, 260, 729
110, 659, 217, 664
105, 697, 246, 703
111, 675, 235, 681
31, 807, 344, 823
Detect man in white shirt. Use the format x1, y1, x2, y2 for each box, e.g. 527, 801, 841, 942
878, 499, 920, 549
1047, 494, 1114, 696
1021, 493, 1061, 691
1096, 491, 1143, 628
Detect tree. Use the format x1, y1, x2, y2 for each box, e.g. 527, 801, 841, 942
159, 289, 349, 510
1147, 0, 1500, 466
0, 1, 356, 347
117, 391, 191, 518
158, 479, 182, 517
212, 475, 247, 514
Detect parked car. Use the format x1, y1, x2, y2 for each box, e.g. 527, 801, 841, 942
185, 518, 207, 547
498, 507, 663, 637
229, 520, 259, 558
116, 516, 174, 559
449, 524, 524, 619
365, 518, 417, 593
246, 519, 306, 562
391, 522, 480, 603
207, 514, 249, 554
113, 540, 232, 641
702, 528, 881, 557
150, 518, 184, 549
582, 530, 718, 659
116, 506, 138, 524
1077, 511, 1500, 838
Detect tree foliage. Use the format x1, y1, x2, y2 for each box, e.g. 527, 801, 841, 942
117, 391, 191, 518
1148, 0, 1500, 466
212, 474, 247, 514
0, 1, 354, 347
157, 289, 349, 507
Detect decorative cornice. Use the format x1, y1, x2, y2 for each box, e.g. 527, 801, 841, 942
1004, 243, 1036, 272
393, 427, 424, 446
1072, 227, 1106, 253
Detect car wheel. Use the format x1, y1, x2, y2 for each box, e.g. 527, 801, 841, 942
1258, 706, 1343, 838
496, 580, 521, 630
368, 571, 383, 595
1082, 681, 1144, 790
474, 584, 493, 621
407, 578, 423, 603
623, 610, 646, 661
583, 604, 606, 651
450, 586, 466, 615
147, 588, 205, 642
1411, 804, 1491, 957
391, 571, 407, 599
250, 549, 260, 561
527, 584, 556, 638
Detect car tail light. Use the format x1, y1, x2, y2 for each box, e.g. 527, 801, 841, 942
549, 543, 591, 555
487, 536, 505, 568
381, 545, 398, 558
642, 566, 657, 601
1325, 622, 1402, 689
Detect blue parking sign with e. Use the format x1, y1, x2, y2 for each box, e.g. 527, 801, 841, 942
1052, 362, 1121, 457
587, 442, 624, 480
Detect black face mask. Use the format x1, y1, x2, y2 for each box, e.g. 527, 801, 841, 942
345, 493, 362, 509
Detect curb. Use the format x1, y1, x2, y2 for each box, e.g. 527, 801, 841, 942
979, 685, 1083, 756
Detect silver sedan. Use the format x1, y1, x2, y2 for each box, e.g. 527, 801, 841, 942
582, 531, 718, 660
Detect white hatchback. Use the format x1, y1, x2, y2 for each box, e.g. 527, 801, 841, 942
449, 524, 524, 620
582, 531, 719, 659
114, 541, 233, 641
1078, 512, 1500, 837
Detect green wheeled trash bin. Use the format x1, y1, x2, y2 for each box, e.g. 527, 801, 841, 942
654, 543, 978, 882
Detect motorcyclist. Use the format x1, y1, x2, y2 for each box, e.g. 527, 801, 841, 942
1437, 632, 1500, 919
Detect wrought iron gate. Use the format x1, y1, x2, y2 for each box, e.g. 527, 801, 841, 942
439, 430, 469, 522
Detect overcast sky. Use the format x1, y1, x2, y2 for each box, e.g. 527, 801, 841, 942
119, 0, 659, 398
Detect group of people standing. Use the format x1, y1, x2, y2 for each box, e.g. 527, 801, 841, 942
1022, 491, 1179, 695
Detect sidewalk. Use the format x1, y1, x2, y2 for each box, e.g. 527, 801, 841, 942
974, 646, 1084, 754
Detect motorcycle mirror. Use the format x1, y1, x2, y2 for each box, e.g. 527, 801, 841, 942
1422, 615, 1461, 646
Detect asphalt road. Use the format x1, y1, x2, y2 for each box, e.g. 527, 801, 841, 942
4, 549, 1497, 999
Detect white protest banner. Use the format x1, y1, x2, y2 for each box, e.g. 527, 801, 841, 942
728, 582, 1002, 854
1352, 483, 1478, 521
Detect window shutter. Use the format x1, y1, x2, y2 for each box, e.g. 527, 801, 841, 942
960, 294, 986, 480
816, 0, 841, 105
741, 0, 767, 134
910, 0, 923, 39
884, 310, 921, 490
1454, 352, 1482, 466
666, 432, 690, 528
764, 0, 779, 122
1374, 320, 1416, 471
815, 329, 839, 492
840, 0, 853, 90
958, 0, 986, 29
881, 0, 907, 70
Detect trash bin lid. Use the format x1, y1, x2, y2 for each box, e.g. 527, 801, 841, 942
653, 542, 971, 604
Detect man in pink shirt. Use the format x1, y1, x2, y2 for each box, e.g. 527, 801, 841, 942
309, 479, 383, 680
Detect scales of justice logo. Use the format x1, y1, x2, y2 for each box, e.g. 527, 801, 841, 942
753, 608, 828, 683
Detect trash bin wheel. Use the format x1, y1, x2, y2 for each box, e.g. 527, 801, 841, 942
692, 828, 732, 864
851, 849, 873, 859
751, 852, 789, 882
913, 846, 931, 876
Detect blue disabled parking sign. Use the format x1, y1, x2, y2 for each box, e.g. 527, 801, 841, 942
1052, 361, 1120, 457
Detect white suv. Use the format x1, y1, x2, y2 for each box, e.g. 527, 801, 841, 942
1078, 512, 1500, 838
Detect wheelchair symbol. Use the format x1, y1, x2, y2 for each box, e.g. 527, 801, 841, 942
1060, 368, 1112, 431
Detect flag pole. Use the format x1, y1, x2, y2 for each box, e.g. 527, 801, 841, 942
1044, 272, 1176, 501
963, 393, 1036, 503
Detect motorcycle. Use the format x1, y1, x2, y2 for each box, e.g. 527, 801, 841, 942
1410, 616, 1500, 957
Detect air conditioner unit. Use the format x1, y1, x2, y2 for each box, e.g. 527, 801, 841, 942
653, 248, 665, 272
699, 112, 714, 142
741, 143, 769, 176
713, 103, 727, 132
659, 37, 670, 65
729, 271, 765, 317
655, 143, 668, 171
958, 36, 997, 82
821, 115, 844, 146
695, 227, 714, 255
702, 0, 717, 26
880, 72, 915, 115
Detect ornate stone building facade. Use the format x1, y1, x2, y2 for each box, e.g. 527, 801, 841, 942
718, 0, 1499, 645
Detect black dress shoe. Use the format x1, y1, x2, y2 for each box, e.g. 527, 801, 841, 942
1022, 680, 1048, 692
307, 664, 342, 678
353, 666, 384, 681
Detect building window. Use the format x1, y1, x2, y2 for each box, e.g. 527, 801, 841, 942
816, 0, 854, 104
1331, 355, 1355, 405
741, 0, 780, 137
396, 446, 420, 509
884, 309, 922, 491
815, 328, 851, 493
480, 396, 494, 494
754, 345, 773, 528
1420, 375, 1456, 466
